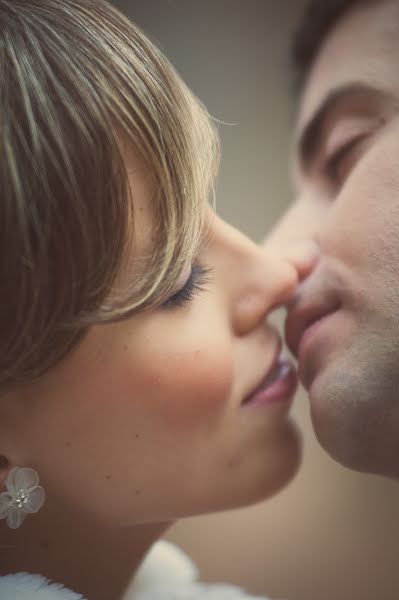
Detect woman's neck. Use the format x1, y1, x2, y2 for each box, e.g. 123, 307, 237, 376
0, 508, 173, 600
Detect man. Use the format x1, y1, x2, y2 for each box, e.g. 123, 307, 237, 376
268, 0, 399, 479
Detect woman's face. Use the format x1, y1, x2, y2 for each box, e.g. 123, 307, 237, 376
6, 157, 301, 527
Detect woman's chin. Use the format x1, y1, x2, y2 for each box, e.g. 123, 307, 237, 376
202, 420, 303, 515
243, 421, 302, 508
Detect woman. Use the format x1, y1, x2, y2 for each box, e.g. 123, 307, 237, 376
0, 0, 315, 598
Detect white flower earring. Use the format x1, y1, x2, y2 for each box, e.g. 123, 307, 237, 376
0, 466, 45, 529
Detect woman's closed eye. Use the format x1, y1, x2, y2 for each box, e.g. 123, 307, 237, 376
161, 264, 212, 310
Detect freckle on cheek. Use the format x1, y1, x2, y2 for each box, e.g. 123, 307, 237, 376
227, 455, 241, 470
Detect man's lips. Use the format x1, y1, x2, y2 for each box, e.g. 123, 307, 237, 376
285, 299, 341, 358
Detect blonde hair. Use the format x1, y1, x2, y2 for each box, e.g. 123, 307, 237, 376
0, 0, 219, 392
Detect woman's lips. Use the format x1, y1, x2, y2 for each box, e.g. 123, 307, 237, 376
241, 355, 298, 409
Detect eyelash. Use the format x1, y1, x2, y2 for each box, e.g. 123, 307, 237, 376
161, 264, 212, 310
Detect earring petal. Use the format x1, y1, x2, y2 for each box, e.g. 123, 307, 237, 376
13, 467, 40, 493
4, 467, 20, 494
0, 492, 12, 519
7, 506, 26, 529
24, 486, 45, 514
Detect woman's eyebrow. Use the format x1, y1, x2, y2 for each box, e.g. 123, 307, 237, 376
296, 82, 393, 171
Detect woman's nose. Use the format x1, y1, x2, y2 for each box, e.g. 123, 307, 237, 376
231, 241, 299, 337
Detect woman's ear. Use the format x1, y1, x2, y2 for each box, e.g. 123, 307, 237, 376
0, 454, 10, 488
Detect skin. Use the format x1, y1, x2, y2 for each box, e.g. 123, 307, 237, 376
268, 0, 399, 478
0, 151, 302, 600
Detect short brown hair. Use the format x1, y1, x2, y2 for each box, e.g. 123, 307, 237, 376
0, 0, 219, 392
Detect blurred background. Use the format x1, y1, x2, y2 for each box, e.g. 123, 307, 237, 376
112, 2, 399, 599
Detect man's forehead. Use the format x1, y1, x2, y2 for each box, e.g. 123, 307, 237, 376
296, 0, 399, 139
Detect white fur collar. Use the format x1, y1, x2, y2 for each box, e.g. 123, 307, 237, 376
0, 541, 270, 600
0, 571, 85, 599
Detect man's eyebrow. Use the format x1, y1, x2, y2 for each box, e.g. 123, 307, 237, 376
297, 83, 392, 169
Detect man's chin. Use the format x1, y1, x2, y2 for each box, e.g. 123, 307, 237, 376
307, 365, 381, 475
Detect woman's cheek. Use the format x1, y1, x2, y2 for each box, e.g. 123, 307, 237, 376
130, 344, 234, 430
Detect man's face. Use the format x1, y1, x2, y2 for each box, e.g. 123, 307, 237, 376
270, 0, 399, 477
